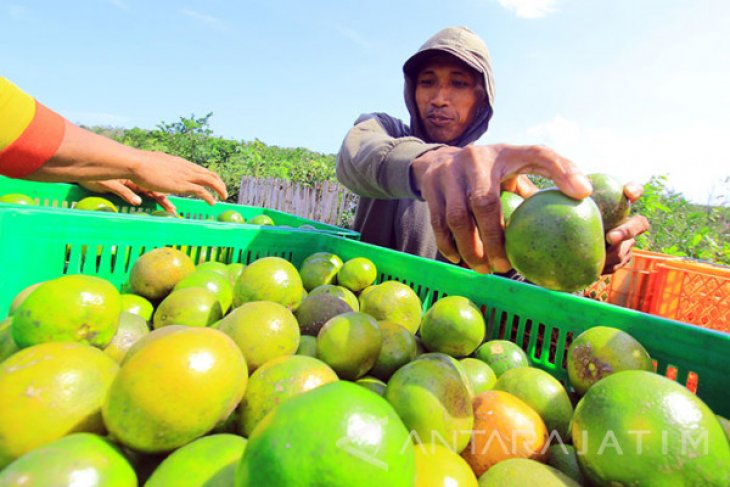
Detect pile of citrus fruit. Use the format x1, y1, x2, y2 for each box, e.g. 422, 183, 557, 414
1, 245, 729, 486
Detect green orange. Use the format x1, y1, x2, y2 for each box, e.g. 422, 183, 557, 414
120, 293, 154, 321
103, 326, 247, 453
369, 320, 418, 381
500, 191, 524, 223
337, 257, 377, 292
103, 311, 150, 363
247, 214, 275, 225
174, 268, 234, 314
414, 442, 478, 487
7, 281, 43, 315
0, 342, 119, 468
0, 433, 136, 487
308, 284, 359, 311
547, 444, 585, 485
587, 173, 630, 231
316, 311, 382, 380
146, 434, 246, 487
473, 340, 530, 377
218, 301, 300, 371
358, 280, 423, 334
239, 354, 338, 436
478, 458, 580, 486
295, 294, 353, 336
217, 209, 246, 223
356, 375, 387, 397
296, 335, 317, 357
459, 358, 497, 396
75, 196, 118, 212
197, 260, 230, 276
129, 247, 196, 301
233, 256, 304, 310
420, 296, 485, 357
0, 193, 35, 205
0, 317, 18, 362
571, 370, 730, 486
12, 274, 121, 348
237, 381, 416, 486
152, 287, 223, 329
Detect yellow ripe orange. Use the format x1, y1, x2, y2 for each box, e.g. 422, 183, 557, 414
460, 390, 548, 477
414, 442, 478, 487
103, 326, 247, 453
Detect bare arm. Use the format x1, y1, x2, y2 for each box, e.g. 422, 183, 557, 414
25, 120, 227, 205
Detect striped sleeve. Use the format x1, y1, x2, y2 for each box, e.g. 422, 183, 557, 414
0, 77, 66, 178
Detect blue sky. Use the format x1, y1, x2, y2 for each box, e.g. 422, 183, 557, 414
3, 0, 729, 204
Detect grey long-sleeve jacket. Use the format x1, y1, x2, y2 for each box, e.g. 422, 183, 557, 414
336, 26, 496, 260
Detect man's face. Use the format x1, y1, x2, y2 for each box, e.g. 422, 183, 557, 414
414, 57, 481, 144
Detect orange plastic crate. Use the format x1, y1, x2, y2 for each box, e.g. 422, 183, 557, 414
584, 249, 679, 311
650, 260, 730, 333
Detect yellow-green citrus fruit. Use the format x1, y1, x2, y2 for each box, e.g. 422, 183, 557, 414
459, 357, 497, 396
547, 444, 585, 485
129, 247, 196, 301
217, 209, 245, 223
237, 381, 416, 487
75, 196, 118, 212
385, 353, 474, 453
474, 340, 530, 377
420, 296, 485, 357
233, 256, 304, 310
356, 375, 388, 397
358, 280, 422, 334
103, 311, 150, 363
301, 251, 343, 270
0, 317, 18, 362
0, 193, 35, 205
226, 263, 246, 286
0, 433, 136, 487
239, 354, 338, 436
12, 274, 121, 349
102, 326, 247, 453
316, 311, 382, 380
247, 214, 275, 225
197, 260, 230, 276
299, 257, 339, 291
571, 370, 730, 486
7, 282, 43, 316
337, 257, 377, 292
152, 287, 223, 329
500, 191, 524, 224
218, 301, 300, 372
296, 334, 317, 357
567, 325, 653, 396
146, 434, 246, 487
369, 321, 418, 381
0, 342, 119, 467
587, 173, 630, 231
505, 189, 606, 292
174, 269, 234, 314
414, 442, 478, 487
309, 284, 359, 311
494, 366, 574, 442
477, 458, 580, 487
120, 293, 154, 322
295, 294, 353, 336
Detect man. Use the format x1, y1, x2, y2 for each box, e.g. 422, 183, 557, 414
337, 26, 647, 274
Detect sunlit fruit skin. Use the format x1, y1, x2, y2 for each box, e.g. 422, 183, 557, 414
414, 442, 478, 487
236, 381, 416, 487
385, 353, 474, 453
358, 280, 423, 334
7, 282, 43, 316
505, 189, 606, 292
571, 370, 730, 486
103, 326, 247, 453
460, 390, 548, 477
473, 340, 530, 377
233, 256, 304, 310
146, 434, 246, 487
75, 196, 118, 212
587, 173, 631, 231
316, 311, 382, 380
0, 433, 137, 487
420, 296, 485, 357
567, 326, 653, 396
174, 269, 234, 314
500, 191, 524, 224
477, 458, 580, 487
11, 274, 121, 349
309, 284, 360, 311
239, 355, 338, 436
120, 293, 154, 321
301, 251, 343, 270
299, 257, 339, 291
218, 301, 300, 372
494, 367, 574, 442
152, 287, 223, 329
129, 247, 196, 301
217, 209, 245, 223
247, 214, 275, 225
0, 193, 36, 205
337, 257, 377, 292
0, 342, 119, 468
459, 358, 497, 396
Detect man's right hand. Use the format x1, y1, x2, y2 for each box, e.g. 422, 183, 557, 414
411, 144, 593, 274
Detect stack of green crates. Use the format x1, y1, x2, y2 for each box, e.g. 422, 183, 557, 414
0, 206, 727, 417
0, 176, 359, 239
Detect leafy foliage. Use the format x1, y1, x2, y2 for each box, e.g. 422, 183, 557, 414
88, 115, 728, 265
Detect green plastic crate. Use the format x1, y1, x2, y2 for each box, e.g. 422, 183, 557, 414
1, 206, 728, 417
0, 176, 359, 239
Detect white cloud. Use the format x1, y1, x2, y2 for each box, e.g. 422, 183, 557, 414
523, 115, 730, 206
180, 9, 226, 32
495, 0, 557, 19
109, 0, 129, 12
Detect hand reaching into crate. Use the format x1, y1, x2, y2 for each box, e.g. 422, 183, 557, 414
0, 77, 227, 206
78, 179, 178, 213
